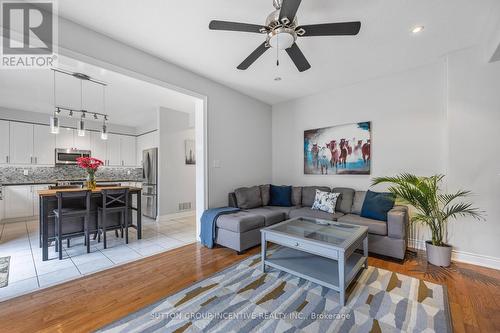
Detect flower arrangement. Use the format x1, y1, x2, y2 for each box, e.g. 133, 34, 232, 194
76, 157, 104, 190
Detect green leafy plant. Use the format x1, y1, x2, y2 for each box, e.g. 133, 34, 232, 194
372, 173, 484, 246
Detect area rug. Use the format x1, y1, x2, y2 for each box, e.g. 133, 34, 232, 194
98, 252, 452, 333
0, 256, 10, 288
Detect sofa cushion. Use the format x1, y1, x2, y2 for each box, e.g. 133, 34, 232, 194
265, 205, 297, 218
361, 190, 396, 222
235, 186, 262, 209
351, 191, 367, 215
291, 186, 302, 206
302, 186, 331, 207
245, 207, 286, 226
337, 214, 388, 236
216, 212, 265, 233
311, 190, 340, 213
269, 185, 292, 207
289, 207, 345, 221
332, 187, 355, 214
260, 184, 270, 206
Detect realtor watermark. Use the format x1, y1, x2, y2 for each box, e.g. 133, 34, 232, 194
151, 311, 351, 321
1, 0, 58, 68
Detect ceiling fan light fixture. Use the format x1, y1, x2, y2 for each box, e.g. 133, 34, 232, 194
411, 25, 424, 34
268, 29, 296, 50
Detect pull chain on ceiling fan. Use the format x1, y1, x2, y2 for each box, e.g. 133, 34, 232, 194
209, 0, 361, 72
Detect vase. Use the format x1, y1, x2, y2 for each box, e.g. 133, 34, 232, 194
86, 173, 97, 190
425, 241, 452, 267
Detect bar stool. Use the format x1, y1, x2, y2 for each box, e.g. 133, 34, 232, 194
54, 190, 92, 260
98, 188, 130, 249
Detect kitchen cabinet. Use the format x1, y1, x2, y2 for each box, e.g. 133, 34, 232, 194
136, 131, 158, 167
0, 120, 9, 164
9, 122, 34, 164
56, 128, 74, 149
32, 185, 49, 216
120, 135, 136, 166
74, 132, 91, 150
90, 131, 107, 162
4, 185, 33, 219
33, 124, 55, 165
106, 134, 121, 166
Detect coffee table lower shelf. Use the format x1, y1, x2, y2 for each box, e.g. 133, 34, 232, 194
264, 246, 365, 294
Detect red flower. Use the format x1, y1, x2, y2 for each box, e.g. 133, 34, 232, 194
76, 157, 103, 171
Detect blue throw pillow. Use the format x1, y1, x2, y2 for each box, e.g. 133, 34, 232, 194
269, 185, 292, 207
360, 190, 396, 222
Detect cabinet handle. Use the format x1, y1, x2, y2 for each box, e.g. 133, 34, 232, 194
30, 156, 33, 164
35, 157, 37, 164
5, 156, 8, 163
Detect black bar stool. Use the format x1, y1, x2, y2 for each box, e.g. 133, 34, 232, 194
54, 190, 92, 260
98, 188, 130, 249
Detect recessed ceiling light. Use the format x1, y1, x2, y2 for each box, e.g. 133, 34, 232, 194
274, 77, 282, 81
411, 25, 424, 34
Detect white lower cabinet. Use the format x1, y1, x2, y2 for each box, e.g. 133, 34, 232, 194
2, 185, 49, 220
4, 186, 33, 219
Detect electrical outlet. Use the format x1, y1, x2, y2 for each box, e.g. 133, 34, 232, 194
127, 170, 131, 175
23, 169, 29, 176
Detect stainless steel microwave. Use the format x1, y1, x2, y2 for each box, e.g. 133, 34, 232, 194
55, 148, 91, 165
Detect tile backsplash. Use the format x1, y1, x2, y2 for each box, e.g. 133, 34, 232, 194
0, 166, 142, 184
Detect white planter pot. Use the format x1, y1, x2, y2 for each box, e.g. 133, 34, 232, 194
425, 241, 452, 267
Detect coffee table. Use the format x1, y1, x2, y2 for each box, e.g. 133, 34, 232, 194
260, 217, 368, 306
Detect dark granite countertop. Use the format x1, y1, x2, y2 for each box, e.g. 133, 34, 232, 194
0, 179, 143, 186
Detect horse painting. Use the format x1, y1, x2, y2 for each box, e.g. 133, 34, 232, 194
304, 122, 371, 175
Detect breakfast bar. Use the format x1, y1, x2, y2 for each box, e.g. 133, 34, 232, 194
38, 186, 142, 261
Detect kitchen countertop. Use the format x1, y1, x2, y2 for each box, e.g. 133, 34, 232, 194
0, 179, 143, 186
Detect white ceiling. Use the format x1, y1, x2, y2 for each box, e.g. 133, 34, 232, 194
57, 0, 500, 105
0, 55, 197, 128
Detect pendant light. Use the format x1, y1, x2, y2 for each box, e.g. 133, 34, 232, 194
77, 80, 85, 136
50, 71, 60, 134
100, 85, 108, 140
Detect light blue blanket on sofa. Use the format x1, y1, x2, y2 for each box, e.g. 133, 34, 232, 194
200, 207, 240, 248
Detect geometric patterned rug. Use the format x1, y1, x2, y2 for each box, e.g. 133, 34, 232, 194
0, 256, 10, 288
98, 251, 452, 333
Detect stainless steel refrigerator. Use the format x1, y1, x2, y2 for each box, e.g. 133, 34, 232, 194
142, 148, 158, 219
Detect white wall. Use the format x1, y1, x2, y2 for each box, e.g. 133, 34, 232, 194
272, 62, 446, 189
272, 48, 500, 268
158, 108, 196, 215
56, 17, 273, 209
446, 47, 500, 262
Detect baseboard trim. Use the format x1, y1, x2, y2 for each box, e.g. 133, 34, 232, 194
408, 238, 500, 270
159, 210, 195, 220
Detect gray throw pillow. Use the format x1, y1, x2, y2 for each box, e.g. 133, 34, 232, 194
332, 187, 355, 214
291, 186, 302, 206
260, 184, 270, 206
351, 191, 367, 215
302, 186, 331, 207
235, 186, 263, 209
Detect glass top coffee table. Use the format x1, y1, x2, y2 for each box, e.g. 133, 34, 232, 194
260, 217, 369, 306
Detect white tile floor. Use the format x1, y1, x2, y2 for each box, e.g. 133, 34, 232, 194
0, 214, 197, 301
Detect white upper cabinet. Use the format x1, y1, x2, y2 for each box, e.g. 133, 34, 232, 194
120, 135, 136, 167
33, 124, 55, 165
90, 131, 107, 162
56, 128, 74, 149
74, 132, 91, 150
106, 134, 121, 166
9, 122, 34, 164
0, 120, 9, 164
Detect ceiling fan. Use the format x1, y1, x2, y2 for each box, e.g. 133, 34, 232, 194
209, 0, 361, 72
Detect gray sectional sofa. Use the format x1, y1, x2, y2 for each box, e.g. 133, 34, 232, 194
215, 185, 409, 260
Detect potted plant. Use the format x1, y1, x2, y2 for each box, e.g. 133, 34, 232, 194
372, 173, 483, 267
76, 157, 104, 190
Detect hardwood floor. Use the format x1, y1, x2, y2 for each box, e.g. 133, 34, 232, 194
0, 244, 498, 333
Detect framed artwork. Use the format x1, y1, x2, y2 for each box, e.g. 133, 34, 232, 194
185, 139, 196, 165
304, 121, 371, 175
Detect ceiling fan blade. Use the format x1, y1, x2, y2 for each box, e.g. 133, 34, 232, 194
279, 0, 302, 23
237, 42, 269, 70
285, 43, 311, 72
297, 22, 361, 36
209, 20, 266, 34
